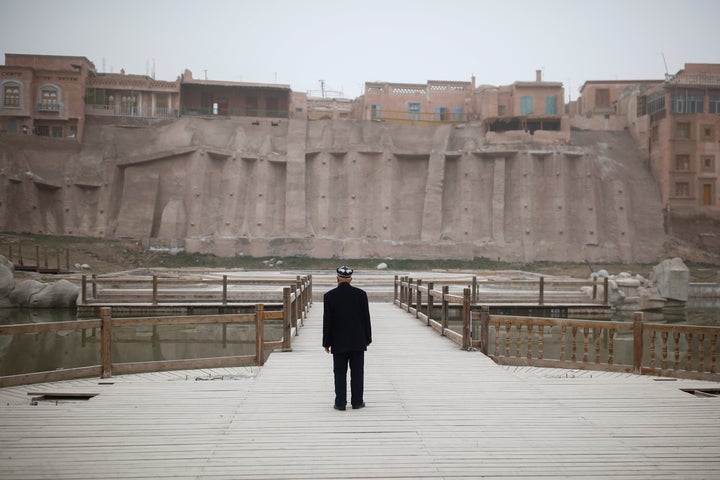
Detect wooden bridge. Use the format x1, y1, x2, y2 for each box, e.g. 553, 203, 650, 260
1, 302, 719, 479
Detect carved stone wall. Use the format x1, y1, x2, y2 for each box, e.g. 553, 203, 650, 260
0, 118, 667, 262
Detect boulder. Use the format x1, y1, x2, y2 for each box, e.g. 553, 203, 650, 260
650, 258, 689, 302
29, 280, 79, 308
0, 257, 14, 299
9, 280, 45, 306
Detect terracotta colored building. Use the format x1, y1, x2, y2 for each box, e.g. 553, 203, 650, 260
571, 79, 661, 131
0, 54, 95, 140
355, 79, 475, 124
180, 69, 291, 118
634, 63, 720, 212
85, 71, 180, 120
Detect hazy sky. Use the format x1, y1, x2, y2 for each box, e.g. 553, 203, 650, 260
2, 0, 719, 100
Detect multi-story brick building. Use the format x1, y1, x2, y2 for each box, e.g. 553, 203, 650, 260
0, 54, 95, 140
633, 64, 720, 212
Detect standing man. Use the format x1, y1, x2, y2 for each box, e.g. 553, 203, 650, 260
323, 266, 372, 411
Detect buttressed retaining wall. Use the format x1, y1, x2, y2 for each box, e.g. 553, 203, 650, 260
0, 117, 666, 262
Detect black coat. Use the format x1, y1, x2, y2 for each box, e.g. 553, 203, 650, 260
322, 282, 372, 353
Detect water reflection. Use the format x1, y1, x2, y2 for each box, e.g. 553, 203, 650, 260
0, 309, 282, 377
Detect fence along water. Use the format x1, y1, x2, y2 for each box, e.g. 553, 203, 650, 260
395, 276, 720, 382
0, 276, 312, 387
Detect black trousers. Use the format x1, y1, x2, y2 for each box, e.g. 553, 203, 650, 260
332, 350, 364, 407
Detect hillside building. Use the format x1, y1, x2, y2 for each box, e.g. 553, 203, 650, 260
0, 54, 95, 141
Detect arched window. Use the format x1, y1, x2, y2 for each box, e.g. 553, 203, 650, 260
1, 80, 23, 108
37, 84, 61, 112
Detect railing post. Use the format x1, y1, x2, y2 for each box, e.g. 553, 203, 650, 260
426, 282, 434, 326
255, 304, 265, 366
407, 277, 413, 311
222, 275, 228, 305
472, 276, 478, 304
416, 279, 422, 318
293, 281, 300, 332
81, 275, 87, 305
152, 275, 158, 305
592, 277, 597, 300
441, 286, 449, 335
91, 274, 97, 299
462, 288, 471, 350
633, 312, 644, 374
480, 305, 490, 355
282, 287, 292, 351
603, 277, 609, 306
539, 276, 545, 306
308, 274, 313, 306
18, 244, 23, 267
100, 307, 112, 378
394, 275, 399, 304
65, 248, 70, 272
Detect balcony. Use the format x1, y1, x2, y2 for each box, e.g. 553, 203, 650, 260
37, 102, 61, 114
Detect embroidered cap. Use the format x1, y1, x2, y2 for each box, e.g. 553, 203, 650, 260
336, 266, 353, 278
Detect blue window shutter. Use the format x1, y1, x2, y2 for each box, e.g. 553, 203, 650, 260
521, 96, 533, 114
545, 96, 557, 115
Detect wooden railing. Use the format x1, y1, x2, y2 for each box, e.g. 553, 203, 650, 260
3, 243, 71, 273
0, 277, 312, 387
394, 276, 720, 382
80, 274, 313, 306
393, 274, 608, 306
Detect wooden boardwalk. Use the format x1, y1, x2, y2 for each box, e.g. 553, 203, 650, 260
1, 303, 719, 479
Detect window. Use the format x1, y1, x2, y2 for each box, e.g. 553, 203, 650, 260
675, 182, 690, 197
675, 154, 690, 171
595, 89, 610, 108
370, 104, 381, 119
51, 126, 63, 138
647, 90, 666, 115
670, 88, 704, 113
38, 86, 60, 112
676, 122, 691, 139
451, 107, 464, 121
246, 96, 258, 115
702, 125, 714, 141
545, 95, 557, 115
3, 83, 21, 107
710, 90, 720, 113
120, 94, 137, 115
36, 125, 50, 136
407, 102, 420, 121
498, 105, 506, 117
702, 156, 715, 172
156, 94, 168, 116
520, 96, 533, 115
434, 107, 448, 121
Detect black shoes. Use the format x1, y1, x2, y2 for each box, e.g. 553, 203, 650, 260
333, 403, 365, 410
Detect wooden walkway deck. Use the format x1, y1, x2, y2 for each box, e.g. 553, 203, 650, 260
1, 303, 719, 479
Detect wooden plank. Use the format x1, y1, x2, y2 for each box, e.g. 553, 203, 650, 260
1, 303, 719, 479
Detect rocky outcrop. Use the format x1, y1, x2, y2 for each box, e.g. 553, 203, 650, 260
650, 257, 690, 302
581, 258, 690, 310
0, 255, 79, 308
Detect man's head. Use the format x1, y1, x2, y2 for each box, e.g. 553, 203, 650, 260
336, 265, 353, 284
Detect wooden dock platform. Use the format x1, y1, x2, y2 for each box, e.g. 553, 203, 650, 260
1, 302, 719, 479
